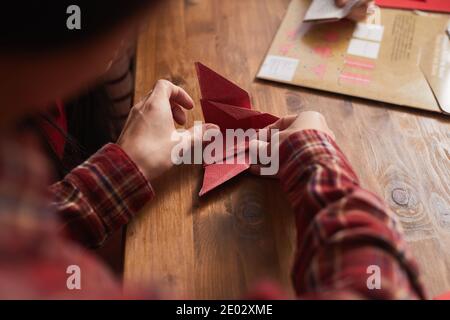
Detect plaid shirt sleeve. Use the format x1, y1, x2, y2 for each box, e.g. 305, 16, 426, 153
49, 143, 155, 248
278, 130, 426, 299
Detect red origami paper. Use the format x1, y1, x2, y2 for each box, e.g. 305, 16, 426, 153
195, 62, 279, 196
375, 0, 450, 13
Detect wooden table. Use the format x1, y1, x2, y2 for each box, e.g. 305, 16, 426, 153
124, 0, 450, 299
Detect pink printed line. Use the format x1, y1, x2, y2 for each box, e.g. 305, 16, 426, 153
344, 58, 375, 70
279, 43, 295, 55
339, 72, 371, 84
286, 28, 298, 41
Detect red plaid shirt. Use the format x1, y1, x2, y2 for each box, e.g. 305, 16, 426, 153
0, 129, 425, 299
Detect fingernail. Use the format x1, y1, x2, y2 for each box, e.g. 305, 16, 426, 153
205, 123, 219, 129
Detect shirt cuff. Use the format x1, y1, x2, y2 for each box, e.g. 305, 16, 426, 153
67, 143, 155, 232
278, 129, 359, 192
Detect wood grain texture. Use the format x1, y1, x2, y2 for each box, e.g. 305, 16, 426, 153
124, 0, 450, 299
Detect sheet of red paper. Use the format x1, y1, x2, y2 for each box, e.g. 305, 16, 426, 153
195, 62, 279, 196
375, 0, 450, 13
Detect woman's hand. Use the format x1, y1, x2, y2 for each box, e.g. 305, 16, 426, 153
270, 111, 335, 143
335, 0, 373, 21
249, 111, 335, 176
117, 79, 216, 182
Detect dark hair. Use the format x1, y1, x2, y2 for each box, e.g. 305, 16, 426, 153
0, 1, 158, 51
3, 1, 159, 176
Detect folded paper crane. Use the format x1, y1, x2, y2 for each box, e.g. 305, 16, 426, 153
195, 62, 279, 196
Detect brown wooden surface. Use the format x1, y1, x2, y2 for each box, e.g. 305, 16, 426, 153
124, 0, 450, 299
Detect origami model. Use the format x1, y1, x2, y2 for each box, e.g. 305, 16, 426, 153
195, 62, 279, 196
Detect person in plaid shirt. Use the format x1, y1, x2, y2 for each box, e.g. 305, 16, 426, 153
0, 1, 425, 299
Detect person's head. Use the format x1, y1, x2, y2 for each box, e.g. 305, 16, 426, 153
0, 1, 159, 128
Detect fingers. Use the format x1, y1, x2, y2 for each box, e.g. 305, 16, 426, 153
335, 0, 348, 7
347, 6, 369, 21
347, 0, 372, 21
336, 0, 371, 7
141, 79, 194, 113
267, 114, 298, 131
266, 112, 336, 142
155, 79, 194, 110
294, 111, 336, 139
170, 102, 187, 125
138, 79, 195, 125
296, 111, 327, 124
255, 114, 300, 145
336, 0, 372, 21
